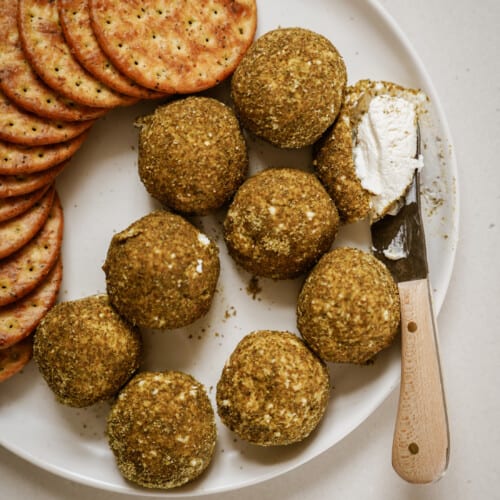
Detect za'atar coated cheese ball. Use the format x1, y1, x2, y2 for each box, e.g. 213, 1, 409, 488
231, 27, 347, 148
33, 294, 142, 407
216, 330, 330, 446
137, 96, 248, 215
223, 168, 339, 279
103, 210, 219, 329
297, 247, 400, 364
107, 371, 217, 489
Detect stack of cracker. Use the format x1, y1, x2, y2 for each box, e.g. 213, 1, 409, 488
0, 0, 257, 382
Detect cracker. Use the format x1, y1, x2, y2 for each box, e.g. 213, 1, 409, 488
0, 162, 66, 198
0, 336, 33, 382
58, 0, 166, 100
0, 133, 87, 176
0, 186, 55, 259
0, 258, 62, 350
0, 88, 94, 146
89, 0, 257, 93
0, 0, 107, 122
18, 0, 136, 109
0, 184, 50, 222
0, 192, 63, 306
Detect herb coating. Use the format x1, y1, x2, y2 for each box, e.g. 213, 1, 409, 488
107, 371, 216, 489
224, 168, 339, 279
216, 330, 330, 446
33, 294, 142, 407
103, 210, 220, 329
297, 247, 400, 364
231, 27, 347, 148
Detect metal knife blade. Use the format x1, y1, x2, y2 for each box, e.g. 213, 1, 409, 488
370, 125, 450, 484
371, 169, 428, 283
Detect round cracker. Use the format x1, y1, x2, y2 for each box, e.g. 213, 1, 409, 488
0, 184, 50, 222
0, 133, 87, 175
0, 186, 55, 259
0, 336, 33, 382
18, 0, 136, 109
0, 258, 62, 350
58, 0, 166, 99
89, 0, 257, 93
0, 88, 94, 146
0, 192, 63, 306
0, 162, 66, 198
0, 0, 107, 122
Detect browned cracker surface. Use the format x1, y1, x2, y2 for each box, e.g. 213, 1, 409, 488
0, 185, 50, 222
0, 258, 62, 350
0, 192, 63, 306
58, 0, 166, 99
89, 0, 257, 93
0, 0, 107, 121
0, 336, 33, 382
0, 133, 87, 175
0, 186, 55, 259
0, 88, 94, 146
0, 161, 66, 198
18, 0, 135, 109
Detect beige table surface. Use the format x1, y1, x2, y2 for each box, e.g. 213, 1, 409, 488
1, 0, 499, 499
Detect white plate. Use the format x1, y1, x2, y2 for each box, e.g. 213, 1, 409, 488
0, 0, 458, 496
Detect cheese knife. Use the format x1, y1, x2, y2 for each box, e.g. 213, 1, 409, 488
370, 130, 450, 484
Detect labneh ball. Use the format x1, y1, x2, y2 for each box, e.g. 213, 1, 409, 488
297, 247, 400, 364
103, 210, 219, 330
33, 295, 142, 408
107, 371, 217, 489
231, 27, 347, 148
216, 330, 330, 446
313, 79, 426, 223
137, 96, 248, 215
223, 168, 339, 279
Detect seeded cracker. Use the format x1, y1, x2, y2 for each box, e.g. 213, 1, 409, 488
0, 133, 87, 176
18, 0, 135, 109
0, 162, 66, 198
224, 168, 340, 279
33, 294, 142, 407
0, 336, 33, 383
107, 371, 217, 489
58, 0, 166, 99
0, 193, 63, 306
297, 247, 400, 364
0, 186, 55, 259
0, 258, 62, 350
0, 185, 50, 222
0, 0, 106, 122
216, 330, 330, 446
89, 0, 257, 94
0, 89, 94, 146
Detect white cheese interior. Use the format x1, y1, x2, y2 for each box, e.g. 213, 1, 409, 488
353, 95, 423, 219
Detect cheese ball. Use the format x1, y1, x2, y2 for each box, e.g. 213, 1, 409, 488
103, 210, 219, 329
313, 79, 426, 223
137, 96, 248, 215
223, 168, 339, 279
231, 27, 347, 148
107, 371, 217, 489
297, 247, 400, 364
217, 330, 330, 446
33, 295, 142, 407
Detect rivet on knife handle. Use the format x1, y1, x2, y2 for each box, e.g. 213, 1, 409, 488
392, 278, 450, 483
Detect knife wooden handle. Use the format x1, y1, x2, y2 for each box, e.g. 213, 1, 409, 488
392, 278, 449, 483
